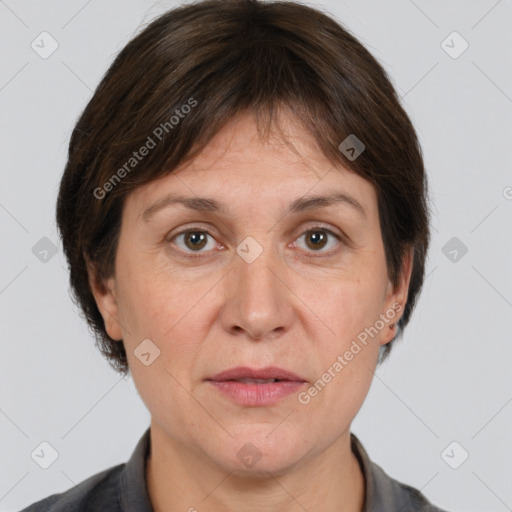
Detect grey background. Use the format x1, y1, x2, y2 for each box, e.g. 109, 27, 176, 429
1, 1, 511, 511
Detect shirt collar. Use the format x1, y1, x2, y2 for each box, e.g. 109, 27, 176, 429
118, 427, 153, 512
118, 428, 378, 512
351, 432, 377, 511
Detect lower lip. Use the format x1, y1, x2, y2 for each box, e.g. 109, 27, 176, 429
207, 380, 306, 406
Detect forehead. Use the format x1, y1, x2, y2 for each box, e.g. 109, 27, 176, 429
124, 112, 378, 221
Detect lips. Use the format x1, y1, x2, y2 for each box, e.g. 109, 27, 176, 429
206, 366, 307, 406
206, 366, 306, 383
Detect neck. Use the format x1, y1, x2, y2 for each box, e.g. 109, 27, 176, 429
146, 421, 365, 512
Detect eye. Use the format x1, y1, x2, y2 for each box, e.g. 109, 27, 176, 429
293, 226, 342, 255
168, 225, 343, 257
171, 228, 218, 254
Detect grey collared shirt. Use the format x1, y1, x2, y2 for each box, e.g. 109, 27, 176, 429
20, 428, 449, 511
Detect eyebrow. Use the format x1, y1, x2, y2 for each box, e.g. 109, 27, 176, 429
141, 191, 366, 222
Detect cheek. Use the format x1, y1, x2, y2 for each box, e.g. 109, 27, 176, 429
116, 255, 182, 336
120, 270, 208, 431
306, 275, 386, 345
298, 284, 381, 433
298, 271, 385, 403
118, 265, 209, 373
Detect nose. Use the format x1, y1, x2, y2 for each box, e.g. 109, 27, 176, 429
219, 242, 294, 341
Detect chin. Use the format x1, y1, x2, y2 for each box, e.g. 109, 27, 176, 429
215, 427, 310, 477
226, 452, 305, 479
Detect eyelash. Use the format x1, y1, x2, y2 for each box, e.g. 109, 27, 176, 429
167, 225, 344, 259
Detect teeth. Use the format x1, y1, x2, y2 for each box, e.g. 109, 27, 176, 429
235, 378, 279, 384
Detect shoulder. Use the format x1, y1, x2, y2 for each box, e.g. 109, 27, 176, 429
369, 459, 449, 512
18, 463, 124, 512
350, 433, 450, 512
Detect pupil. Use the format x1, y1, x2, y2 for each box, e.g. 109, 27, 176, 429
187, 232, 206, 249
308, 231, 326, 249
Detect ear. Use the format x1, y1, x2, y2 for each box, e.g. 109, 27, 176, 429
380, 245, 414, 346
85, 255, 123, 341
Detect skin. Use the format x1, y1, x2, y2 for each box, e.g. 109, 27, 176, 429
88, 110, 413, 512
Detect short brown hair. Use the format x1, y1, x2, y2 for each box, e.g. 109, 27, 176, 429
56, 0, 431, 375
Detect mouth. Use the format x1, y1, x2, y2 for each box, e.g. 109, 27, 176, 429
229, 378, 282, 383
206, 366, 306, 383
206, 366, 307, 406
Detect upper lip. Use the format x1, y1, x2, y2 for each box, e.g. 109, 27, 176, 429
207, 366, 306, 382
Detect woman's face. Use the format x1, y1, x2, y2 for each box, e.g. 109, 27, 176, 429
91, 112, 412, 475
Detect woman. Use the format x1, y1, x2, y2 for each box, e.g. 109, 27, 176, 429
21, 0, 449, 510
